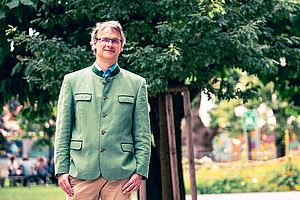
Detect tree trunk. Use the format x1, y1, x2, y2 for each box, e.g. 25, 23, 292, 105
146, 89, 201, 200
173, 93, 186, 199
276, 134, 285, 157
182, 92, 219, 159
158, 93, 173, 200
147, 96, 162, 200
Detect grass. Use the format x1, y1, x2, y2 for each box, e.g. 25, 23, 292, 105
0, 185, 66, 200
0, 179, 138, 200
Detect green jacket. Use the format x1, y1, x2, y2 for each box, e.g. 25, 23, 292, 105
54, 64, 151, 181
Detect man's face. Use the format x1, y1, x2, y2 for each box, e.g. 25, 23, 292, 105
94, 27, 123, 63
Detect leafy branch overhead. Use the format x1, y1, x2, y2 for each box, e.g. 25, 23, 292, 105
0, 0, 299, 110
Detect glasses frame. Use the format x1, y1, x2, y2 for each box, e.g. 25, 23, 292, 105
96, 37, 123, 45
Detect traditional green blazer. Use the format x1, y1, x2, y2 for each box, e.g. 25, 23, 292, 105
54, 63, 151, 181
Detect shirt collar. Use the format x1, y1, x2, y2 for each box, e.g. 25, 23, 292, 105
94, 62, 118, 73
94, 62, 118, 79
91, 62, 120, 78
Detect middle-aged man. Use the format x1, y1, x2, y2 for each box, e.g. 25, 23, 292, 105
54, 20, 151, 200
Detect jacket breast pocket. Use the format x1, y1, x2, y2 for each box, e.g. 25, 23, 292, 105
70, 140, 83, 150
75, 93, 92, 114
121, 143, 134, 153
118, 95, 134, 104
75, 93, 92, 101
117, 95, 134, 118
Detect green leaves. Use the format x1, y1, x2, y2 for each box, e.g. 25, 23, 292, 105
1, 0, 299, 112
5, 0, 19, 9
11, 30, 93, 104
11, 62, 21, 76
5, 0, 37, 10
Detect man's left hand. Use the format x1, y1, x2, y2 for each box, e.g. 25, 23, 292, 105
122, 173, 142, 194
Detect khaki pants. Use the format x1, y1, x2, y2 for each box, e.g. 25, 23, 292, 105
67, 175, 131, 200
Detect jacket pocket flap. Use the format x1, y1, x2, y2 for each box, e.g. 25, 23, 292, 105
118, 96, 134, 104
121, 143, 134, 152
75, 94, 92, 101
70, 141, 83, 150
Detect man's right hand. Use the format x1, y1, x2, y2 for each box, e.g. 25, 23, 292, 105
58, 173, 74, 196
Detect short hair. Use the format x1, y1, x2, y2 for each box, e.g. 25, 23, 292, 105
22, 155, 29, 161
90, 20, 126, 55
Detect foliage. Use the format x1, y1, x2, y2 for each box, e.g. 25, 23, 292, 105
209, 72, 299, 139
8, 29, 94, 106
0, 0, 299, 108
196, 177, 250, 194
270, 157, 300, 190
138, 0, 300, 104
0, 130, 9, 150
0, 0, 42, 109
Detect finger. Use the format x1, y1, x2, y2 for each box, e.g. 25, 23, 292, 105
131, 185, 141, 193
58, 175, 74, 196
122, 174, 141, 190
122, 177, 135, 191
59, 180, 72, 196
123, 183, 141, 194
64, 180, 74, 196
122, 180, 141, 194
122, 181, 132, 191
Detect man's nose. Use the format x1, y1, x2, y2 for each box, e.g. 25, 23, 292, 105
107, 39, 113, 45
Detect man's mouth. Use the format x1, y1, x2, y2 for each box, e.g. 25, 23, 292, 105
104, 49, 115, 53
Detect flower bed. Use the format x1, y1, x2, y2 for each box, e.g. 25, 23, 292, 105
183, 155, 300, 194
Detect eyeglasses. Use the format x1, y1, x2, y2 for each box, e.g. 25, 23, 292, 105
96, 37, 122, 45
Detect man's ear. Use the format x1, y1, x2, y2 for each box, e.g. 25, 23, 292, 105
93, 40, 97, 52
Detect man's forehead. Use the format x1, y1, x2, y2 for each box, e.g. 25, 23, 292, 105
97, 27, 120, 37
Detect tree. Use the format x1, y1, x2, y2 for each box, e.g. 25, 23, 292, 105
209, 72, 300, 158
1, 0, 299, 199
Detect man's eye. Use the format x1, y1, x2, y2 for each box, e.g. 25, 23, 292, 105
112, 39, 119, 44
102, 38, 110, 42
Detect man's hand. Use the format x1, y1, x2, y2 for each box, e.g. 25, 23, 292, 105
122, 173, 142, 194
58, 173, 74, 196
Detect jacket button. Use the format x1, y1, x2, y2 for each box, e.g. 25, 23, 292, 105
101, 130, 105, 134
103, 96, 107, 100
100, 148, 104, 152
102, 113, 106, 117
102, 80, 106, 84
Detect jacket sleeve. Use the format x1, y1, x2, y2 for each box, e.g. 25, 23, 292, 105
54, 76, 74, 176
132, 79, 151, 179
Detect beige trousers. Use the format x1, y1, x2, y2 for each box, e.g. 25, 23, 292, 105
66, 175, 131, 200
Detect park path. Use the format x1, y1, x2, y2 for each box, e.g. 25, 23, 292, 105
185, 191, 300, 200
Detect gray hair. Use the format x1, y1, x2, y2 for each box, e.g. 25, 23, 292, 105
90, 20, 126, 54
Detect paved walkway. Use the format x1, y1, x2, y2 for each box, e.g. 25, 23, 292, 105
186, 191, 300, 200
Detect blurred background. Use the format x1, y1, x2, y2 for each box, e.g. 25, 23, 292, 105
0, 0, 299, 200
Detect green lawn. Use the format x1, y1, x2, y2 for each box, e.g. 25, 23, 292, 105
0, 179, 138, 200
0, 183, 66, 200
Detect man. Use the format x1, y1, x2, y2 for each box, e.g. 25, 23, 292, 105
55, 21, 151, 200
20, 155, 33, 186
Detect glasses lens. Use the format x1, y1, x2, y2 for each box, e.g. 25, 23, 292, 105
99, 38, 121, 45
101, 38, 110, 44
112, 39, 120, 45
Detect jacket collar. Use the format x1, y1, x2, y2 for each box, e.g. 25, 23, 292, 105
91, 63, 120, 78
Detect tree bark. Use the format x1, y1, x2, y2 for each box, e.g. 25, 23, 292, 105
147, 96, 162, 200
173, 93, 186, 199
158, 93, 173, 200
146, 89, 200, 200
182, 92, 219, 159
